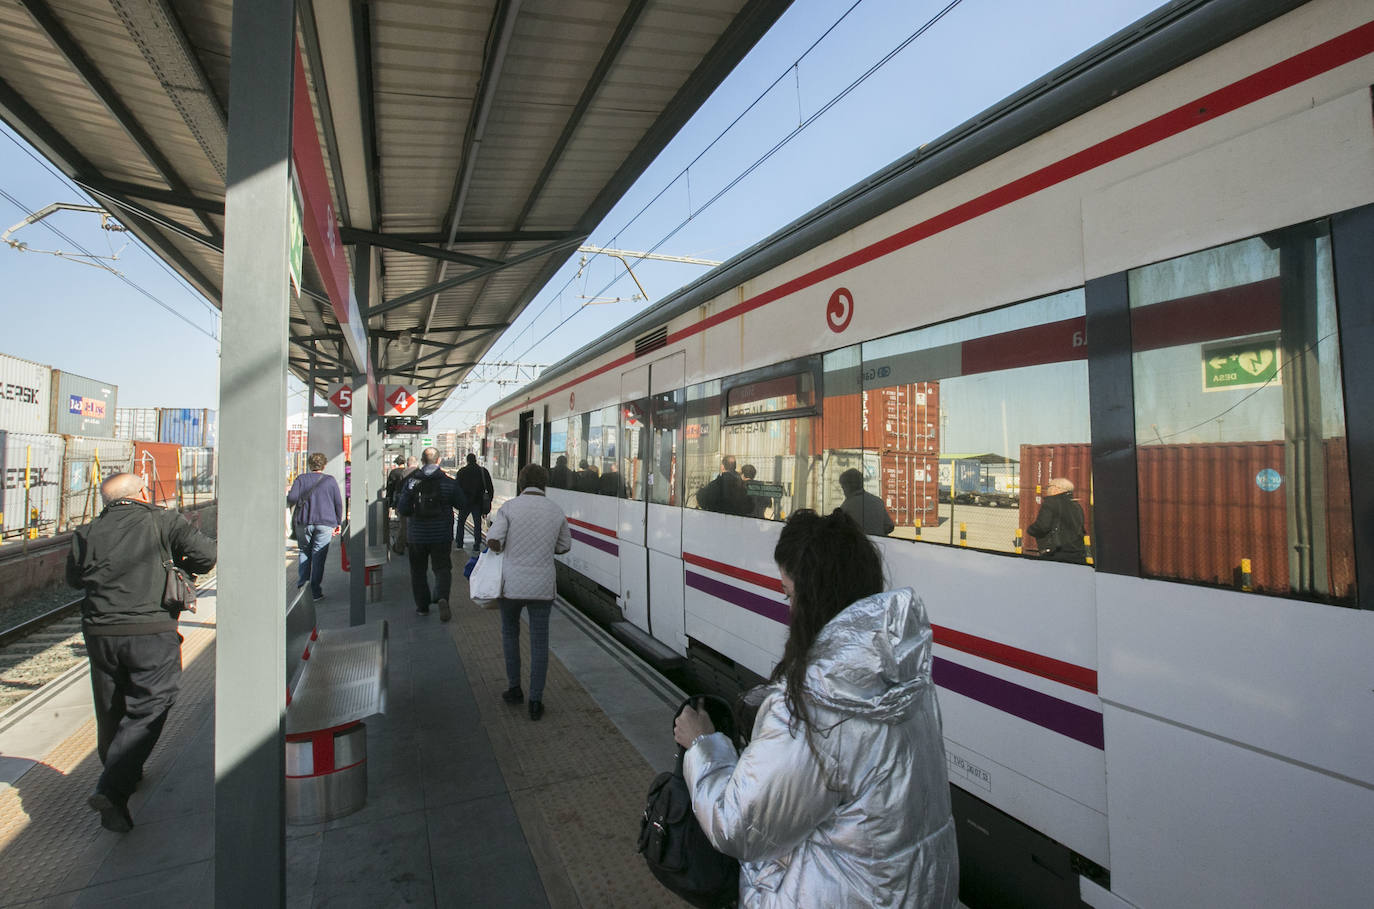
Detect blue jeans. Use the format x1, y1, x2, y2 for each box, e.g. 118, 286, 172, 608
297, 524, 333, 597
499, 599, 552, 701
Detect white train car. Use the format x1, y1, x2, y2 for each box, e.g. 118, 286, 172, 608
485, 1, 1373, 905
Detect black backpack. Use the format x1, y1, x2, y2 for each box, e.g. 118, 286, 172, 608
638, 696, 739, 909
410, 471, 448, 520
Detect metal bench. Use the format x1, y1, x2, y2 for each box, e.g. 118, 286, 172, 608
284, 587, 388, 825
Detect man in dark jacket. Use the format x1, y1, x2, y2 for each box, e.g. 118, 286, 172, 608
839, 468, 895, 536
67, 472, 217, 832
396, 447, 466, 621
455, 452, 494, 551
549, 455, 571, 489
696, 456, 753, 515
1027, 477, 1087, 563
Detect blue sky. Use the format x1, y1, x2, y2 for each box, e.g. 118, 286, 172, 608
0, 0, 1162, 426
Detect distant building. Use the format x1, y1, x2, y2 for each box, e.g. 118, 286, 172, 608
436, 431, 458, 464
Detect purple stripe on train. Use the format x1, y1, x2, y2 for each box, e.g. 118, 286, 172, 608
684, 570, 790, 625
570, 528, 618, 556
933, 657, 1104, 749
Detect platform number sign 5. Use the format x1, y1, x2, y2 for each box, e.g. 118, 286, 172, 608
327, 384, 352, 413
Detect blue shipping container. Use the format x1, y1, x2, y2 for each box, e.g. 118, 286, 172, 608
159, 408, 217, 447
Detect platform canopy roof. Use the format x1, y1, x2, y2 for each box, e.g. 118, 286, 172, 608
0, 0, 791, 416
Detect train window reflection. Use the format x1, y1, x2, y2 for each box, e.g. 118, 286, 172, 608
857, 289, 1092, 554
647, 390, 683, 506
619, 399, 649, 500
726, 371, 814, 419
1128, 222, 1355, 605
548, 418, 572, 488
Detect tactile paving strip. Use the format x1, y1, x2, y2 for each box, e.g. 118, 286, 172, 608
0, 613, 217, 904
447, 583, 690, 908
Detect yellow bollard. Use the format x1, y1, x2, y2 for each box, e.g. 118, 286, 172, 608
914, 517, 922, 540
959, 522, 967, 547
1240, 557, 1252, 592
1084, 534, 1093, 566
1014, 527, 1023, 555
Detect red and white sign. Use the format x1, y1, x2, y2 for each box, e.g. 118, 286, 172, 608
382, 385, 417, 415
826, 287, 854, 333
327, 384, 353, 413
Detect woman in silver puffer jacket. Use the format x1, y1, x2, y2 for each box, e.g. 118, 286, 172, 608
674, 509, 959, 908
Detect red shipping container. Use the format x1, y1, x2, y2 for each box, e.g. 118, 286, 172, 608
1325, 438, 1355, 602
879, 453, 939, 526
823, 382, 940, 454
133, 442, 181, 506
1018, 443, 1094, 556
287, 429, 307, 452
344, 434, 352, 460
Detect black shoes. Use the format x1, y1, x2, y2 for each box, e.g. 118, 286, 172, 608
501, 685, 523, 704
416, 606, 430, 616
528, 700, 544, 721
437, 598, 451, 622
88, 792, 133, 833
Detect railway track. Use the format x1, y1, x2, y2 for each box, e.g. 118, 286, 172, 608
0, 573, 216, 716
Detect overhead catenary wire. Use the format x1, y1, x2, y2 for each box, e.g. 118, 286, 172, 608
439, 0, 965, 426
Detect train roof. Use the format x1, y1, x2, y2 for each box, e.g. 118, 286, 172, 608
491, 0, 1306, 417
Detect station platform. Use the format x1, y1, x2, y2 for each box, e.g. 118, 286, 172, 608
0, 540, 691, 908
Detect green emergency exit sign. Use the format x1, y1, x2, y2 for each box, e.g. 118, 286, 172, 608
1202, 337, 1280, 392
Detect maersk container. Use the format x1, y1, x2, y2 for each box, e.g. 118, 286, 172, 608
61, 436, 135, 528
50, 369, 118, 436
0, 353, 53, 435
0, 430, 64, 539
114, 407, 160, 442
159, 408, 216, 446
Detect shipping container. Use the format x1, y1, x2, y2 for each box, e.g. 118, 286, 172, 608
179, 446, 216, 506
287, 428, 307, 452
823, 382, 941, 454
0, 352, 53, 434
114, 407, 160, 442
1136, 440, 1355, 604
159, 407, 216, 446
49, 370, 118, 436
1017, 443, 1095, 556
878, 452, 939, 526
133, 441, 181, 506
0, 430, 64, 539
60, 436, 135, 528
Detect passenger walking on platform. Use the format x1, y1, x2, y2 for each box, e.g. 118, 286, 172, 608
455, 452, 494, 551
486, 463, 572, 721
396, 447, 466, 621
287, 452, 344, 600
673, 509, 959, 907
839, 467, 895, 537
66, 472, 217, 832
1027, 477, 1087, 563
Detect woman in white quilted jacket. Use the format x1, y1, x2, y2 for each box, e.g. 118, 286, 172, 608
485, 462, 571, 721
673, 509, 959, 907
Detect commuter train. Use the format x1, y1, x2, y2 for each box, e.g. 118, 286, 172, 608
485, 1, 1373, 905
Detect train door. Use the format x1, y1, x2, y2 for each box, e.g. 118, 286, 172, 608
618, 366, 650, 631
517, 410, 535, 472
646, 352, 687, 654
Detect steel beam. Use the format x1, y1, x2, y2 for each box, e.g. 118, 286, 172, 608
340, 226, 502, 268
349, 243, 372, 625
381, 229, 576, 244
215, 1, 295, 904
370, 233, 586, 317
75, 177, 223, 214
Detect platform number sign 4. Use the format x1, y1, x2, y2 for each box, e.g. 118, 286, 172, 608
385, 385, 417, 415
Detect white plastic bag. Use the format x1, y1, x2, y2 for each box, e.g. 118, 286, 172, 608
468, 549, 504, 606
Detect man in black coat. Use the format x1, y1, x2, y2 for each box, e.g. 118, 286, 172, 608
696, 455, 753, 516
1027, 477, 1087, 563
549, 455, 572, 489
397, 448, 467, 620
67, 473, 217, 832
455, 452, 494, 551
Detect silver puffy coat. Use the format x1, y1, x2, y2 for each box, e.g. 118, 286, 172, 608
683, 588, 958, 908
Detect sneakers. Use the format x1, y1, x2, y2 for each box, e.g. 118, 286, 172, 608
88, 792, 133, 833
528, 700, 544, 721
416, 606, 431, 616
437, 598, 451, 622
501, 685, 523, 704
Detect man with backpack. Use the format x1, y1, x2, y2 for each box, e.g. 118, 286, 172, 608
455, 452, 494, 552
396, 447, 466, 621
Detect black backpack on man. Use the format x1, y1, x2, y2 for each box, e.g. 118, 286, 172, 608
403, 470, 449, 521
637, 696, 739, 908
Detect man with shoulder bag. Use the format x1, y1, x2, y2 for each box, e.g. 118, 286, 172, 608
66, 473, 217, 832
455, 452, 494, 552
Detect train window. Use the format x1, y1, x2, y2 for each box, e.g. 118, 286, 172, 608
620, 399, 649, 500
858, 289, 1091, 554
688, 366, 820, 520
574, 404, 620, 495
1128, 222, 1355, 606
548, 417, 571, 488
648, 389, 684, 506
491, 425, 519, 482
820, 344, 865, 519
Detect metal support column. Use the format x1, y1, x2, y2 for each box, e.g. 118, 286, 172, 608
215, 0, 295, 905
349, 367, 368, 626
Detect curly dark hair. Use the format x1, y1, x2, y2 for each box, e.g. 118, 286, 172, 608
771, 508, 885, 733
517, 462, 548, 493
